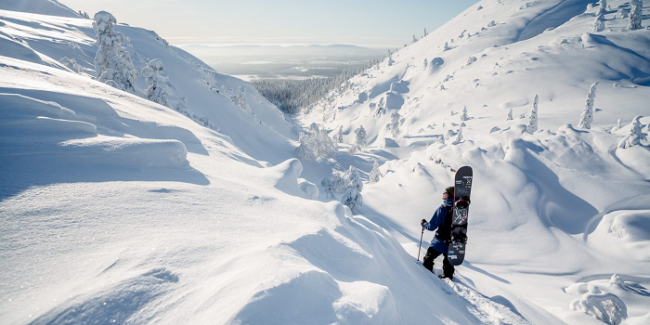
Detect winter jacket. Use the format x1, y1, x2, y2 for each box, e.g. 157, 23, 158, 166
423, 197, 454, 254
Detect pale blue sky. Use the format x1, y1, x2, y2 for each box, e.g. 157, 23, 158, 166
62, 0, 480, 48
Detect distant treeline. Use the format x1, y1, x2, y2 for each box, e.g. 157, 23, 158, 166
252, 59, 381, 114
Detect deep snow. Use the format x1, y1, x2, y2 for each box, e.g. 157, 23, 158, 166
1, 0, 649, 324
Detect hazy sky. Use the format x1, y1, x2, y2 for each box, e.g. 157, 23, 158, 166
61, 0, 480, 48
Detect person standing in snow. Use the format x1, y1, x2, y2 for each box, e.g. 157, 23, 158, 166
420, 186, 455, 280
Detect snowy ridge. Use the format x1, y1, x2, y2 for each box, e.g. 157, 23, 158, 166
301, 0, 650, 324
1, 0, 649, 324
0, 0, 80, 18
0, 3, 525, 325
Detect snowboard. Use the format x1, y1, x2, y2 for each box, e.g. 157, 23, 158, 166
447, 166, 473, 266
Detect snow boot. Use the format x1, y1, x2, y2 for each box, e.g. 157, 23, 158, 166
438, 274, 453, 280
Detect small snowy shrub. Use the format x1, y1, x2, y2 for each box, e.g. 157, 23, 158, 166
528, 95, 539, 133
321, 171, 347, 197
460, 106, 470, 121
455, 127, 464, 142
341, 188, 362, 212
389, 113, 401, 137
233, 86, 250, 112
443, 42, 451, 51
593, 15, 605, 32
335, 126, 344, 143
353, 125, 367, 149
467, 56, 477, 66
507, 108, 513, 121
59, 57, 82, 73
618, 116, 646, 149
578, 82, 598, 129
369, 160, 382, 183
141, 59, 169, 106
629, 0, 643, 30
93, 11, 137, 92
488, 20, 496, 27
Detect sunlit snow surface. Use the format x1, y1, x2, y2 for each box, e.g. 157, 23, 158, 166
1, 0, 650, 325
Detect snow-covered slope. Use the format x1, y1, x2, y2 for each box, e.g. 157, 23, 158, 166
301, 0, 650, 324
2, 0, 650, 325
0, 0, 79, 18
0, 3, 537, 325
0, 8, 295, 164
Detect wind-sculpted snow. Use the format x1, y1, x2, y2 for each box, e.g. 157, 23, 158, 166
2, 1, 650, 325
299, 2, 650, 323
28, 268, 180, 325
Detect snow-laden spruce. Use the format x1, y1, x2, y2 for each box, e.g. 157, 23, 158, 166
629, 0, 643, 30
296, 123, 337, 161
389, 112, 401, 137
618, 116, 646, 149
93, 11, 137, 91
334, 126, 344, 143
460, 106, 469, 121
455, 127, 464, 142
597, 0, 607, 16
528, 95, 539, 133
350, 125, 367, 153
593, 14, 605, 33
341, 166, 363, 212
369, 160, 382, 183
141, 59, 169, 107
578, 82, 598, 129
507, 108, 513, 121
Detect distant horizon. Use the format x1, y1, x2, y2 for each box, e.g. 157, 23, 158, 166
60, 0, 480, 49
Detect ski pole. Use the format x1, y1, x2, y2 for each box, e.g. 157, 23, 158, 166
417, 227, 425, 261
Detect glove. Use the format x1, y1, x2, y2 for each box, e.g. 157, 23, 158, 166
420, 219, 427, 227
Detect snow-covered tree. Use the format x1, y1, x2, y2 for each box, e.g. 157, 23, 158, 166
93, 11, 137, 92
341, 187, 362, 212
141, 59, 169, 106
507, 108, 513, 121
444, 42, 451, 51
618, 116, 646, 149
296, 123, 337, 161
424, 28, 428, 37
354, 126, 367, 148
467, 56, 477, 65
423, 58, 428, 70
528, 95, 539, 133
488, 20, 497, 27
369, 160, 382, 183
389, 112, 401, 137
412, 34, 418, 43
597, 0, 607, 16
455, 127, 464, 142
335, 126, 344, 143
460, 106, 470, 121
593, 14, 605, 32
629, 0, 643, 30
321, 171, 346, 198
388, 49, 393, 66
344, 166, 363, 193
233, 86, 250, 112
578, 82, 598, 129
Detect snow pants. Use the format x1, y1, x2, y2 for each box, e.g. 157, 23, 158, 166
422, 247, 455, 277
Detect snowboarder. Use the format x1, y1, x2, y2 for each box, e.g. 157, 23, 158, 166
420, 186, 455, 280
